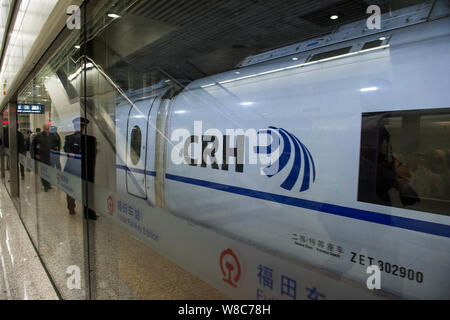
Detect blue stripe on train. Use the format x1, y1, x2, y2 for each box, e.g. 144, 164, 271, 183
164, 173, 450, 238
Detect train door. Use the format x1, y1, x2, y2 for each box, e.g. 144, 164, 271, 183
126, 98, 156, 199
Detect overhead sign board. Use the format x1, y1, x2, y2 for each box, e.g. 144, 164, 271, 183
17, 104, 44, 114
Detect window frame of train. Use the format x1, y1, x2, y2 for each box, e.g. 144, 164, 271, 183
358, 108, 450, 216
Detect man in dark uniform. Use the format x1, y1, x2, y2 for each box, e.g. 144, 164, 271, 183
17, 127, 26, 180
64, 117, 97, 220
0, 126, 25, 177
49, 126, 61, 170
31, 123, 58, 191
2, 126, 9, 170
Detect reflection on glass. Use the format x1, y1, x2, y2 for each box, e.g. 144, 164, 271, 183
15, 17, 86, 299
6, 0, 444, 300
2, 110, 10, 193
359, 109, 450, 216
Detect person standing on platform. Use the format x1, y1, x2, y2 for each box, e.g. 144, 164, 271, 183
25, 129, 32, 152
31, 123, 53, 191
1, 126, 9, 170
64, 117, 97, 220
31, 127, 41, 143
17, 127, 26, 180
49, 125, 61, 170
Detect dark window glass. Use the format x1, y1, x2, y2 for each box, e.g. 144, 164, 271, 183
362, 39, 384, 50
130, 125, 142, 165
358, 108, 450, 216
309, 46, 352, 62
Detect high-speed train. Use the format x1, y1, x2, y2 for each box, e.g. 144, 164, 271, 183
31, 2, 448, 299
112, 5, 450, 299
114, 6, 450, 299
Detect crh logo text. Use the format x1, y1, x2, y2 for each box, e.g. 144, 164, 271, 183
171, 121, 316, 192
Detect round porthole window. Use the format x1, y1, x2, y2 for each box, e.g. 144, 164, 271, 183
130, 125, 142, 165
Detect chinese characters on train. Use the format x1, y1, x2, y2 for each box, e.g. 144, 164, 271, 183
256, 264, 326, 300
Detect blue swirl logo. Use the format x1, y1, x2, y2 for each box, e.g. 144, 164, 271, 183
257, 127, 316, 192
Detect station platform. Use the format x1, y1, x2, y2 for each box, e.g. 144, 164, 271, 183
0, 176, 228, 300
0, 184, 58, 299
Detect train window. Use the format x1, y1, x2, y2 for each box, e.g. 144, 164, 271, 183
130, 125, 142, 165
361, 39, 383, 50
358, 109, 450, 216
309, 46, 352, 62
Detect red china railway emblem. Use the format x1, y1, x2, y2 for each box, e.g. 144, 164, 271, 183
220, 248, 241, 288
107, 196, 114, 215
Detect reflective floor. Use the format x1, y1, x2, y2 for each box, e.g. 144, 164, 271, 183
19, 168, 86, 300
8, 164, 228, 300
0, 181, 58, 300
90, 219, 229, 299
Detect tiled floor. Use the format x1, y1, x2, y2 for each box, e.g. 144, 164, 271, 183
2, 167, 228, 300
0, 180, 59, 300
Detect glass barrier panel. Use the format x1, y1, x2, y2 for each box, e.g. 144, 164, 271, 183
17, 26, 87, 300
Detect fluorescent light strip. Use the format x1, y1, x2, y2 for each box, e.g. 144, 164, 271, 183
360, 86, 378, 92
201, 44, 389, 88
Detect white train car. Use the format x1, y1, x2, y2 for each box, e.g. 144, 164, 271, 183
116, 8, 450, 299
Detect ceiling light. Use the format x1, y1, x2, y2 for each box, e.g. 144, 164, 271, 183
107, 13, 121, 19
74, 45, 80, 49
292, 57, 299, 61
330, 15, 339, 20
201, 45, 389, 89
379, 37, 386, 41
360, 87, 378, 92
